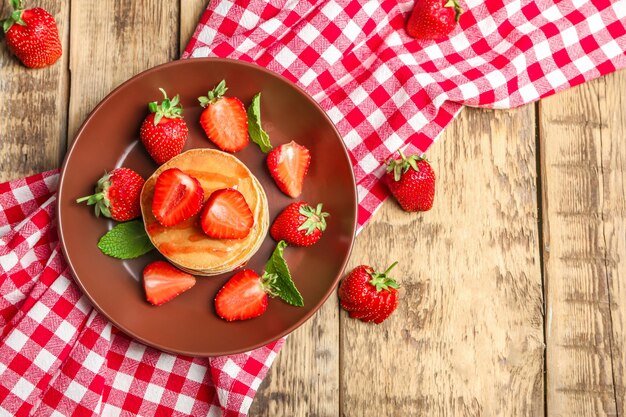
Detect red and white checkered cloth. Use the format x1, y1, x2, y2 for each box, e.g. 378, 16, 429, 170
0, 171, 284, 417
1, 0, 626, 416
184, 0, 626, 227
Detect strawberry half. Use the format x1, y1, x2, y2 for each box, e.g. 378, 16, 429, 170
198, 80, 249, 153
152, 168, 204, 227
267, 141, 311, 198
143, 261, 196, 306
200, 188, 254, 239
139, 88, 188, 165
214, 269, 272, 321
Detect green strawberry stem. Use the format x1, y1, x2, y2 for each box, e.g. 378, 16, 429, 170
386, 150, 426, 182
297, 203, 329, 235
148, 88, 183, 125
3, 0, 26, 33
260, 271, 280, 297
444, 0, 463, 22
368, 261, 400, 292
76, 173, 112, 218
198, 80, 227, 107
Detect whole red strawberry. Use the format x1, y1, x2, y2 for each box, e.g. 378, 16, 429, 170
139, 88, 188, 165
76, 168, 145, 221
270, 202, 329, 247
338, 262, 400, 324
406, 0, 463, 40
2, 0, 62, 68
384, 151, 435, 212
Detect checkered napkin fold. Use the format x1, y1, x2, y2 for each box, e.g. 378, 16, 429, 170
1, 0, 625, 416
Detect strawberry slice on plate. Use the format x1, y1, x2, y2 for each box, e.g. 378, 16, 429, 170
198, 80, 249, 153
152, 168, 204, 227
200, 188, 254, 239
143, 261, 196, 306
214, 269, 270, 321
267, 141, 311, 198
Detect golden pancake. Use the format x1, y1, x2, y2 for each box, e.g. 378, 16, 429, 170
140, 149, 269, 276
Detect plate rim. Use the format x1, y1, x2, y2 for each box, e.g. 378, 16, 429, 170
57, 57, 358, 357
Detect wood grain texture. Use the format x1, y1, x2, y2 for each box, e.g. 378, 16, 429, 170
340, 107, 544, 417
603, 69, 626, 417
67, 0, 180, 143
249, 301, 340, 417
0, 0, 69, 181
540, 78, 620, 416
180, 0, 209, 52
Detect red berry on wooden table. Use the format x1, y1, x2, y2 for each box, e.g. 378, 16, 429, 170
270, 202, 329, 247
143, 261, 196, 306
198, 80, 249, 153
139, 88, 189, 165
384, 151, 435, 212
76, 167, 145, 222
200, 188, 254, 239
267, 141, 311, 198
151, 168, 204, 227
338, 262, 400, 324
406, 0, 463, 40
2, 0, 62, 68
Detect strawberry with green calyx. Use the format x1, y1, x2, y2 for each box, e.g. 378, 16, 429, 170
139, 88, 188, 165
338, 261, 400, 324
270, 202, 329, 247
215, 240, 304, 321
2, 0, 62, 68
76, 168, 145, 221
198, 80, 249, 153
406, 0, 463, 40
384, 150, 435, 212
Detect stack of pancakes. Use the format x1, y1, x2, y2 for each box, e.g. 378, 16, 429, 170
140, 149, 269, 276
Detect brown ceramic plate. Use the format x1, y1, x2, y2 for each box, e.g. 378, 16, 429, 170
57, 58, 357, 356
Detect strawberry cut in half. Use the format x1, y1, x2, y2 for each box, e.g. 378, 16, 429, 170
267, 141, 311, 198
198, 80, 249, 153
143, 261, 196, 306
200, 188, 254, 239
152, 168, 204, 227
214, 269, 272, 321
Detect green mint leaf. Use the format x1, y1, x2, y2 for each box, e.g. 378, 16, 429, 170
247, 93, 272, 153
98, 220, 154, 259
265, 240, 304, 307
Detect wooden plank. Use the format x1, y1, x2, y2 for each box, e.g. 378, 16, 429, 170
540, 77, 619, 415
67, 0, 180, 143
602, 69, 626, 417
180, 0, 209, 52
0, 0, 69, 181
340, 107, 544, 416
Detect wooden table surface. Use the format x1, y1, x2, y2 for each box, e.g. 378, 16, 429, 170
1, 1, 625, 416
